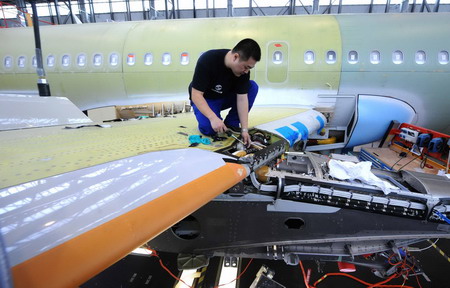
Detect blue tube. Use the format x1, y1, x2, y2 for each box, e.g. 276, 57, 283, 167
316, 115, 325, 133
275, 126, 298, 146
291, 121, 309, 140
434, 210, 450, 225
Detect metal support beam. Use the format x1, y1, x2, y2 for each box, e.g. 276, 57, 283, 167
433, 0, 440, 12
14, 0, 28, 26
164, 0, 168, 19
89, 0, 96, 22
338, 0, 343, 14
401, 0, 409, 12
312, 0, 319, 14
323, 0, 333, 14
385, 0, 391, 13
30, 0, 51, 96
47, 2, 54, 24
149, 0, 155, 19
227, 0, 233, 17
169, 0, 176, 19
141, 0, 147, 19
125, 0, 131, 21
369, 0, 374, 13
78, 0, 89, 23
251, 0, 265, 16
288, 0, 296, 15
193, 0, 196, 18
421, 0, 431, 12
54, 0, 61, 24
109, 0, 114, 21
298, 0, 310, 14
67, 0, 75, 23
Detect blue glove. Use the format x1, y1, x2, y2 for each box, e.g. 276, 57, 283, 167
188, 135, 211, 145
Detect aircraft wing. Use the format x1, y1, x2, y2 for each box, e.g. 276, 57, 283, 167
0, 95, 308, 288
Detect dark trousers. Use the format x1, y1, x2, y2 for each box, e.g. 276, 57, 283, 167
190, 80, 258, 136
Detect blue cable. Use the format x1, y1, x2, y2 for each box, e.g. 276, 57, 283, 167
434, 210, 450, 224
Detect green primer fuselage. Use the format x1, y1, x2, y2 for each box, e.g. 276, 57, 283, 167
1, 14, 449, 134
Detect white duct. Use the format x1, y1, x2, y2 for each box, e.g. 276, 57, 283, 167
255, 109, 326, 146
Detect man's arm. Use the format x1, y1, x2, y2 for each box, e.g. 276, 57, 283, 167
236, 93, 251, 146
191, 87, 228, 134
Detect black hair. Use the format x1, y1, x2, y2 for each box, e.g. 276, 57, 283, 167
232, 38, 261, 62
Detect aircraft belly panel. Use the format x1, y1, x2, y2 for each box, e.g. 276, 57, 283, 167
148, 198, 446, 255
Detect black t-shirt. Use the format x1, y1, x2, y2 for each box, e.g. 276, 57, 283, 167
191, 49, 250, 99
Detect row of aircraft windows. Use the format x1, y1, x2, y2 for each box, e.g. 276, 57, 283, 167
301, 50, 449, 65
3, 50, 450, 69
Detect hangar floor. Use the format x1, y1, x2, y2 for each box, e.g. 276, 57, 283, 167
81, 239, 450, 288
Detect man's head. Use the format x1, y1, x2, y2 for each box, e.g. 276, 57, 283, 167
232, 38, 261, 62
229, 38, 261, 77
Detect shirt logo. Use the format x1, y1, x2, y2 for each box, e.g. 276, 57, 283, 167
212, 84, 223, 94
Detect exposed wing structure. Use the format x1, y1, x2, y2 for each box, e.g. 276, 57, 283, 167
0, 95, 310, 287
149, 151, 450, 276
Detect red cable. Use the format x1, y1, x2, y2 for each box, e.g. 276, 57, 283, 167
307, 252, 418, 288
368, 273, 398, 287
215, 258, 254, 288
146, 248, 254, 288
299, 261, 314, 288
145, 248, 192, 288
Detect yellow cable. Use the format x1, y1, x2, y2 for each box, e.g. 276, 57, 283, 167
427, 239, 450, 263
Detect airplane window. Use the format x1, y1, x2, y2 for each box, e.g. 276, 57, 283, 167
348, 51, 358, 64
144, 53, 153, 65
47, 55, 55, 67
370, 51, 380, 64
162, 52, 171, 66
326, 50, 336, 64
77, 54, 86, 67
32, 56, 37, 68
180, 52, 189, 65
392, 50, 403, 65
438, 51, 449, 65
4, 56, 13, 69
18, 56, 26, 68
415, 50, 426, 65
127, 53, 135, 66
109, 53, 119, 66
62, 54, 70, 67
304, 51, 315, 65
273, 51, 283, 65
93, 54, 102, 66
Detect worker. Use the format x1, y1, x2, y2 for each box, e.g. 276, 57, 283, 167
188, 38, 261, 147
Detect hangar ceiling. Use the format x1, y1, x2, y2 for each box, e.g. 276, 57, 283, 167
0, 0, 449, 27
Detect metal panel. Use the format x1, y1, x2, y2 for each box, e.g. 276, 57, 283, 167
0, 94, 91, 130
